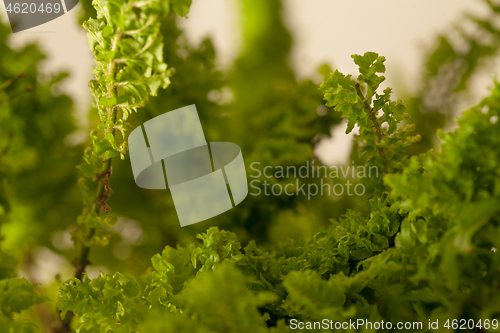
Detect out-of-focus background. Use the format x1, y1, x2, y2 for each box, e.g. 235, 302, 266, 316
2, 0, 500, 286
1, 0, 496, 165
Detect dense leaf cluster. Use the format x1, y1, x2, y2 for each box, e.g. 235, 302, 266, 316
56, 52, 500, 332
58, 272, 143, 332
84, 0, 172, 161
2, 0, 500, 332
321, 52, 420, 178
73, 0, 192, 281
0, 278, 46, 333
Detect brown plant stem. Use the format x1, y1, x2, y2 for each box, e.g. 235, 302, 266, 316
355, 83, 388, 173
56, 29, 120, 333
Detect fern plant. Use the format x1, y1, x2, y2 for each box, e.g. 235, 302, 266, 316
73, 0, 172, 279
55, 51, 500, 332
57, 0, 191, 330
1, 0, 500, 332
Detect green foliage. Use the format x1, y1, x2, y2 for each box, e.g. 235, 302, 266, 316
0, 278, 46, 314
73, 0, 191, 276
0, 20, 80, 256
84, 0, 171, 159
384, 82, 500, 307
0, 278, 46, 333
3, 0, 500, 332
0, 20, 71, 332
57, 53, 499, 332
58, 230, 280, 333
58, 272, 143, 332
321, 52, 420, 178
404, 0, 500, 155
169, 266, 275, 332
105, 12, 228, 254
223, 0, 342, 242
101, 0, 343, 255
